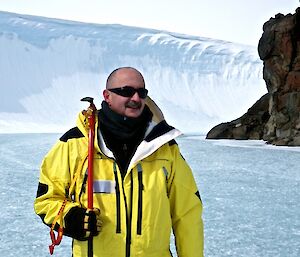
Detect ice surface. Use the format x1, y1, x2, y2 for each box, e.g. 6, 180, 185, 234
0, 11, 266, 134
1, 134, 299, 256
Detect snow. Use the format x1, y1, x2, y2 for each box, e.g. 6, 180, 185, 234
0, 11, 266, 134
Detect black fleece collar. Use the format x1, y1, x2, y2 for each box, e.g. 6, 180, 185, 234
98, 101, 153, 141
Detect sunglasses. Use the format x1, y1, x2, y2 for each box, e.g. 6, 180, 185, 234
108, 86, 148, 99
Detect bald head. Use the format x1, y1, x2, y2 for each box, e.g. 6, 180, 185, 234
106, 67, 145, 89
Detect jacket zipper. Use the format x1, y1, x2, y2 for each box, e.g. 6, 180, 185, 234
120, 168, 133, 257
127, 172, 133, 257
113, 162, 121, 233
137, 163, 143, 235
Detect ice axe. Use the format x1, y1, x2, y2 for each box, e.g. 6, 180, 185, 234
81, 97, 97, 257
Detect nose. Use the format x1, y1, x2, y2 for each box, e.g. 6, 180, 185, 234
130, 91, 141, 101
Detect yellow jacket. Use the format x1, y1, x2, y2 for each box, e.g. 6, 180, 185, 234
34, 102, 204, 257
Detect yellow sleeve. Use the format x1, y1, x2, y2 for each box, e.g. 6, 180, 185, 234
168, 144, 204, 257
34, 140, 81, 228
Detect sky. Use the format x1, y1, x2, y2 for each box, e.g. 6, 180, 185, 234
0, 0, 299, 46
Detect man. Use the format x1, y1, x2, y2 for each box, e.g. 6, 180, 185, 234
34, 67, 204, 257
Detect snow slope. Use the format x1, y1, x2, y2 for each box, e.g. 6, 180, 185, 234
0, 11, 266, 133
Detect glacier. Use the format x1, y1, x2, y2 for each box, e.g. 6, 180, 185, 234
0, 11, 267, 133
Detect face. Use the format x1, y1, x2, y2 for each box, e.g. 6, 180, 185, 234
103, 68, 146, 118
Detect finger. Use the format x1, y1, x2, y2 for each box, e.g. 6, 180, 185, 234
84, 214, 89, 230
93, 208, 101, 216
96, 219, 102, 227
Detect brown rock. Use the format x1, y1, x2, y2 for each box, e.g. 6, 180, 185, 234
206, 94, 270, 140
207, 8, 300, 146
284, 71, 300, 92
206, 122, 235, 139
292, 136, 300, 145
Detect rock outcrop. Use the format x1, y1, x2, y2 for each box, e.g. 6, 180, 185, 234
206, 8, 300, 146
206, 93, 270, 140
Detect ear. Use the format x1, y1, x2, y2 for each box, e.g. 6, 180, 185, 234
103, 89, 110, 102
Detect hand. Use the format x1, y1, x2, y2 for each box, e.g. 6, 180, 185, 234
64, 207, 102, 240
83, 208, 102, 237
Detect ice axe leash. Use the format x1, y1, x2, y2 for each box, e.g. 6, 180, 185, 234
48, 199, 66, 254
81, 97, 97, 257
48, 157, 88, 255
49, 152, 88, 255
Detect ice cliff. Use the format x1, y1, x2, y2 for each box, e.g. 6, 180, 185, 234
0, 11, 266, 133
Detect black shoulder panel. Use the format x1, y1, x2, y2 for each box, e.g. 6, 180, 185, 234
145, 120, 174, 142
36, 182, 48, 198
168, 139, 177, 146
60, 127, 84, 142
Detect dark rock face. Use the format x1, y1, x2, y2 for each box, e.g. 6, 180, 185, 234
207, 8, 300, 146
206, 93, 270, 140
258, 8, 300, 146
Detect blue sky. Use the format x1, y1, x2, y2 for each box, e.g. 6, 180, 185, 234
0, 0, 299, 45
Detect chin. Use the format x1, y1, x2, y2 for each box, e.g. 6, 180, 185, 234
125, 109, 142, 118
